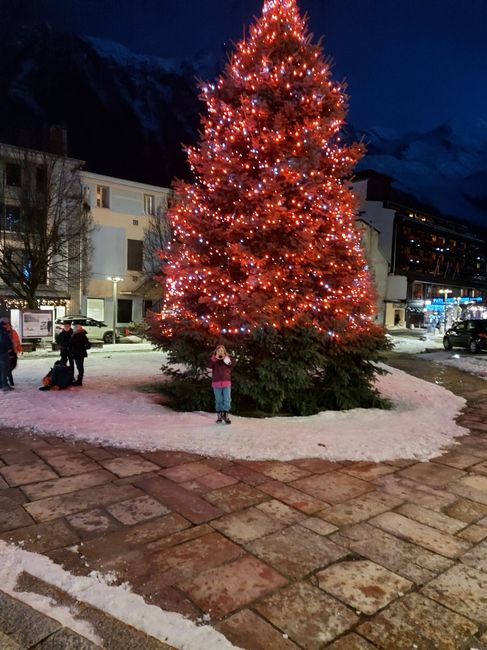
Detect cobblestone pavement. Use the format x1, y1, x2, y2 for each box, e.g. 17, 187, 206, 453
1, 357, 487, 649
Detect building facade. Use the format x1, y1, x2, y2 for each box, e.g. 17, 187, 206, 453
80, 171, 171, 328
1, 141, 171, 334
353, 171, 487, 329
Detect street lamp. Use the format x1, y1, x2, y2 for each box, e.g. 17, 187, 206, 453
107, 276, 123, 344
439, 288, 452, 333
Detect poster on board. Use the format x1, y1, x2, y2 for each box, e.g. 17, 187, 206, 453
22, 310, 53, 338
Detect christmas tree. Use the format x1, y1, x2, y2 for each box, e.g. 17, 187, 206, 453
151, 0, 389, 415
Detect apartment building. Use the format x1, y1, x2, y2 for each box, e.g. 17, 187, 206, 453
353, 171, 487, 328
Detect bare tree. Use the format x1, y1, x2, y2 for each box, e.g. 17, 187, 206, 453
143, 191, 173, 280
0, 144, 93, 309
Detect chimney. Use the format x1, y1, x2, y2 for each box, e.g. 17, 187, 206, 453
48, 125, 68, 156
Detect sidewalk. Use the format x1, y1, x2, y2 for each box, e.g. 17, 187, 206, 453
1, 362, 487, 648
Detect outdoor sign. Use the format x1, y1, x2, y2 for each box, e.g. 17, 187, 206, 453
21, 310, 53, 338
431, 296, 483, 304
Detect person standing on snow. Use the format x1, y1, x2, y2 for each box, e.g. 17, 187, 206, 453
208, 344, 236, 424
3, 321, 22, 388
56, 322, 73, 366
0, 318, 13, 392
68, 323, 91, 386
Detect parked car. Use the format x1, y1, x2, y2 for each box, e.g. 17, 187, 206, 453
55, 316, 119, 343
443, 319, 487, 353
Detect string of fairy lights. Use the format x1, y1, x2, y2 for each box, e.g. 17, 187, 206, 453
160, 0, 375, 337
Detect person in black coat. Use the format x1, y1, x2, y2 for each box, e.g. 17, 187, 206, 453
68, 324, 91, 386
0, 319, 13, 391
56, 322, 73, 366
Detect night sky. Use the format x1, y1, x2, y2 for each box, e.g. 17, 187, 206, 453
8, 0, 487, 135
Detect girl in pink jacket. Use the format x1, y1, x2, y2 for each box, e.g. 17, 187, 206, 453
208, 345, 236, 424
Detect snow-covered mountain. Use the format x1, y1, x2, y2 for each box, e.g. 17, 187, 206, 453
0, 25, 205, 186
1, 25, 485, 229
354, 122, 487, 228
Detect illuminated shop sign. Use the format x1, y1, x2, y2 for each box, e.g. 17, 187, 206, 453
431, 297, 483, 305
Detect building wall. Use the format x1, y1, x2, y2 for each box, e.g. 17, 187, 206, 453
80, 172, 170, 326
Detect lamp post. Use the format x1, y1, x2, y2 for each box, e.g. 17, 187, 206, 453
107, 276, 123, 344
439, 288, 452, 333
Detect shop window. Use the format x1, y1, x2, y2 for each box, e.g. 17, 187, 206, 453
143, 299, 153, 315
36, 166, 47, 192
117, 299, 132, 323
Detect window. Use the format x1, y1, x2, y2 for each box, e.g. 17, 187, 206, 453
117, 299, 132, 323
1, 205, 21, 232
5, 163, 21, 187
133, 219, 139, 226
143, 300, 153, 315
36, 166, 47, 192
127, 239, 143, 272
144, 194, 155, 215
86, 298, 105, 322
96, 185, 110, 208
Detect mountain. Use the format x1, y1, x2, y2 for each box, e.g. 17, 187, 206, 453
355, 122, 487, 229
0, 26, 485, 229
0, 25, 205, 187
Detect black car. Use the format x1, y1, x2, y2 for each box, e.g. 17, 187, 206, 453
443, 319, 487, 353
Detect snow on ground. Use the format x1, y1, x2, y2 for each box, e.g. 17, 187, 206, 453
423, 350, 487, 379
0, 542, 237, 650
0, 348, 469, 462
387, 329, 444, 354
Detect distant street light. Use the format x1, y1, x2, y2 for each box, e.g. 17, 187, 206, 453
439, 288, 452, 333
107, 276, 123, 344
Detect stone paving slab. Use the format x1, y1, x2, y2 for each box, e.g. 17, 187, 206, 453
317, 491, 404, 527
317, 559, 412, 615
106, 494, 170, 525
178, 555, 288, 619
67, 508, 121, 539
326, 633, 378, 649
448, 474, 487, 505
357, 592, 478, 649
457, 523, 487, 543
340, 461, 396, 482
460, 538, 487, 573
135, 531, 245, 591
23, 483, 142, 522
254, 581, 358, 648
100, 455, 161, 478
21, 469, 114, 501
0, 505, 34, 532
422, 563, 487, 624
241, 460, 311, 483
0, 519, 79, 553
256, 479, 328, 513
0, 630, 22, 649
397, 461, 466, 486
210, 506, 285, 544
291, 471, 374, 504
373, 474, 457, 510
135, 476, 224, 523
44, 453, 101, 477
444, 497, 487, 523
0, 461, 58, 487
432, 450, 483, 469
215, 608, 300, 649
246, 524, 348, 579
331, 523, 453, 584
159, 461, 215, 483
254, 499, 306, 525
369, 511, 471, 558
395, 502, 466, 534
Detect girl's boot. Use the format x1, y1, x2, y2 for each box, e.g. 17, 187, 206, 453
216, 411, 223, 423
223, 412, 231, 424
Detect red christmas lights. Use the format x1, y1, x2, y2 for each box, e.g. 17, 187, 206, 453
159, 0, 376, 338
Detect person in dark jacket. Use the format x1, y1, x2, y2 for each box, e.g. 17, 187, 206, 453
68, 324, 91, 386
39, 360, 74, 391
56, 322, 73, 366
0, 318, 13, 392
207, 344, 236, 424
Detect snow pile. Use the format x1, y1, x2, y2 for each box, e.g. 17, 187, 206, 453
388, 332, 443, 354
426, 350, 487, 380
0, 351, 468, 462
0, 542, 237, 650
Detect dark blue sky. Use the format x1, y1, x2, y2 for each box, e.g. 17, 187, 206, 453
10, 0, 487, 133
